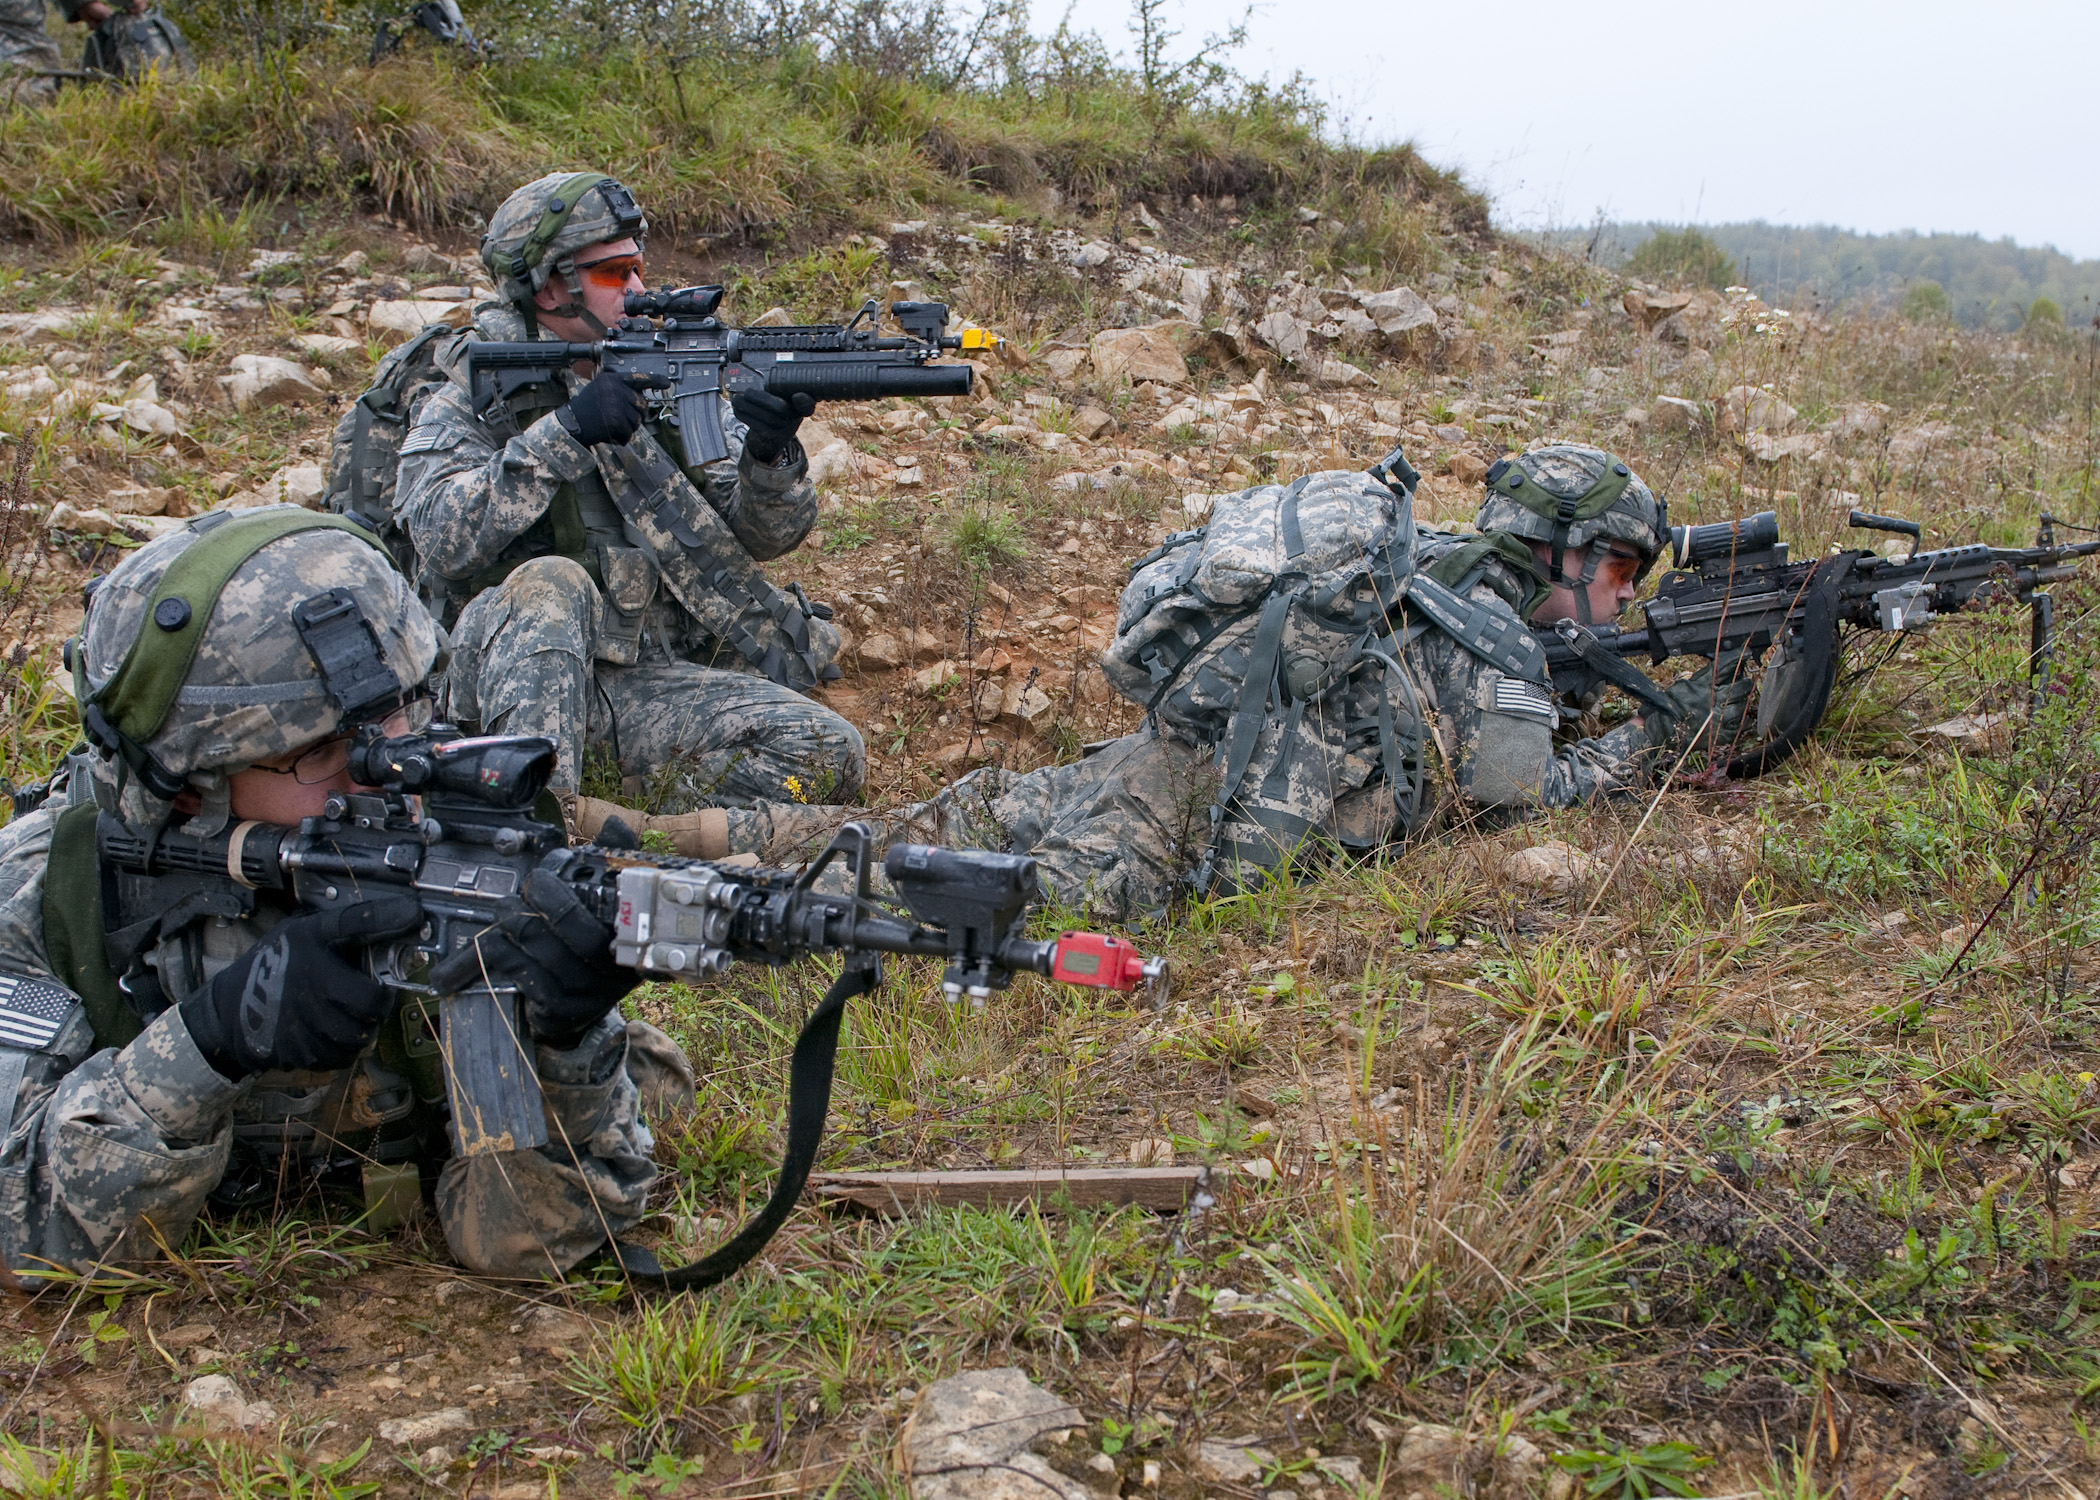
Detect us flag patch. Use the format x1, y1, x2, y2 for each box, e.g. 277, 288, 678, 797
0, 972, 76, 1051
1492, 677, 1557, 723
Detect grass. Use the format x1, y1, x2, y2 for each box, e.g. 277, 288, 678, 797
1, 17, 2099, 1496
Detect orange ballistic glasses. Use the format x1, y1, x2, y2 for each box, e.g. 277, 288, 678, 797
574, 253, 646, 289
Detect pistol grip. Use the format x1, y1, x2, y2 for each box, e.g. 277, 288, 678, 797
440, 986, 549, 1157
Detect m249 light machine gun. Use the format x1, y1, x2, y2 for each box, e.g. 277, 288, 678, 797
464, 287, 993, 468
96, 726, 1162, 1289
1538, 509, 2100, 777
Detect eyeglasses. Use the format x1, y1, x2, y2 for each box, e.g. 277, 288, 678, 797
1594, 546, 1650, 590
573, 253, 645, 289
252, 697, 433, 785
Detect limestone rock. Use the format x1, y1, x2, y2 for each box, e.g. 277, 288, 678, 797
0, 310, 85, 343
1252, 309, 1315, 367
181, 1375, 279, 1433
1001, 682, 1054, 726
1647, 395, 1705, 432
1922, 710, 2009, 754
1822, 400, 1890, 440
225, 355, 325, 412
1040, 347, 1088, 383
1742, 432, 1827, 465
1719, 384, 1799, 435
750, 305, 796, 328
1194, 1440, 1274, 1484
1071, 406, 1114, 441
1314, 357, 1374, 389
260, 462, 325, 509
368, 299, 471, 341
104, 483, 179, 516
1504, 841, 1599, 894
1448, 451, 1490, 485
914, 660, 959, 694
1358, 286, 1437, 337
293, 332, 362, 357
1090, 326, 1189, 387
378, 1408, 472, 1448
858, 633, 906, 670
897, 1368, 1088, 1500
512, 1304, 591, 1343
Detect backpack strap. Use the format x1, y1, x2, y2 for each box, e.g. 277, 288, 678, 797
39, 803, 140, 1051
1400, 571, 1551, 686
344, 322, 454, 530
74, 509, 384, 798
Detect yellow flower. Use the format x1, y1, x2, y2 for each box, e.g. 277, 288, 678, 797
783, 775, 806, 804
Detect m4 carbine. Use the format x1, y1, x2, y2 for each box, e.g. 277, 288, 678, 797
94, 727, 1163, 1166
1538, 509, 2100, 777
464, 287, 991, 467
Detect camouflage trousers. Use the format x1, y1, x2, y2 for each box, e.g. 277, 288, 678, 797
0, 0, 61, 105
441, 557, 866, 807
723, 724, 1224, 924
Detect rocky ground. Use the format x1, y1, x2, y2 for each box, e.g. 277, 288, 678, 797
0, 200, 2096, 1500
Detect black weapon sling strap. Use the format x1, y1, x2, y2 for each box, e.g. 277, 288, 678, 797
619, 957, 876, 1292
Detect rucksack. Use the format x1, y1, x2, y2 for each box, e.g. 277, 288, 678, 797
1100, 449, 1550, 892
82, 8, 195, 80
321, 322, 456, 581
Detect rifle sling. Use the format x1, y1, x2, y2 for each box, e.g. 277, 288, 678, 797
40, 803, 142, 1051
1553, 624, 1679, 715
626, 958, 876, 1292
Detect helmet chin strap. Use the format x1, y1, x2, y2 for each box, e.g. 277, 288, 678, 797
533, 259, 613, 338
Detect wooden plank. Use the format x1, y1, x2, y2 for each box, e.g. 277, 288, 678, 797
809, 1166, 1212, 1214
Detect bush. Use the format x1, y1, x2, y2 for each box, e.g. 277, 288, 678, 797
1900, 279, 1950, 322
1626, 226, 1737, 289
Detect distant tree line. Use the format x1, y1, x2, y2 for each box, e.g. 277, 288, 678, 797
1541, 220, 2100, 333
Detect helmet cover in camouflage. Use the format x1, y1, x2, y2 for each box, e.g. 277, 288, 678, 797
76, 507, 442, 784
479, 171, 648, 307
1474, 443, 1668, 572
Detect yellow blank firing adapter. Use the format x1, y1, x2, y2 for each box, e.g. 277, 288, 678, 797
957, 327, 1002, 352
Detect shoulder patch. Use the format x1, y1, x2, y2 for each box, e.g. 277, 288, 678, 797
399, 426, 460, 457
1491, 675, 1559, 725
0, 971, 79, 1051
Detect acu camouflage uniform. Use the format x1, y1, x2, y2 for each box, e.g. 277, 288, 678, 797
720, 467, 1659, 922
392, 172, 861, 810
0, 0, 62, 105
0, 513, 689, 1281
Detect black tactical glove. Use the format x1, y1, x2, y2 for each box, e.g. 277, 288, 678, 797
426, 867, 640, 1052
731, 389, 816, 465
558, 371, 648, 448
180, 896, 423, 1080
1647, 652, 1756, 757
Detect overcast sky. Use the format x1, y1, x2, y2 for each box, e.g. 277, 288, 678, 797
1043, 0, 2100, 260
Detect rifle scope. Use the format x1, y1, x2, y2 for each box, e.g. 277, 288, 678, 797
346, 729, 557, 809
1672, 511, 1780, 569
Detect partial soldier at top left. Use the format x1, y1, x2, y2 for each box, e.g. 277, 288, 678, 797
0, 0, 66, 104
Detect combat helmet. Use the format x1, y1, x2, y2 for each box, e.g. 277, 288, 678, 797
67, 507, 442, 823
1475, 443, 1668, 610
479, 171, 648, 333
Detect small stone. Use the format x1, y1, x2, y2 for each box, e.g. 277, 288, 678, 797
1001, 683, 1054, 727
899, 1369, 1088, 1500
1128, 1137, 1174, 1166
181, 1375, 277, 1432
1195, 1441, 1274, 1484
419, 1447, 454, 1467
971, 647, 1011, 674
1087, 1454, 1117, 1474
1071, 406, 1114, 440
515, 1305, 590, 1344
1041, 348, 1089, 383
914, 659, 959, 693
1448, 451, 1490, 485
1504, 841, 1599, 895
160, 1322, 216, 1350
378, 1408, 472, 1448
1141, 1461, 1161, 1487
294, 332, 362, 357
1090, 325, 1189, 387
367, 299, 470, 342
224, 354, 324, 412
858, 633, 906, 670
1044, 614, 1079, 633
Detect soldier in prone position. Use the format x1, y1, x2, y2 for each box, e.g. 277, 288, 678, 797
603, 445, 1751, 922
391, 171, 864, 821
0, 512, 688, 1280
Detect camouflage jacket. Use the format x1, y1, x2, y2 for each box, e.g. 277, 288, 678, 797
394, 305, 823, 663
0, 796, 673, 1281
